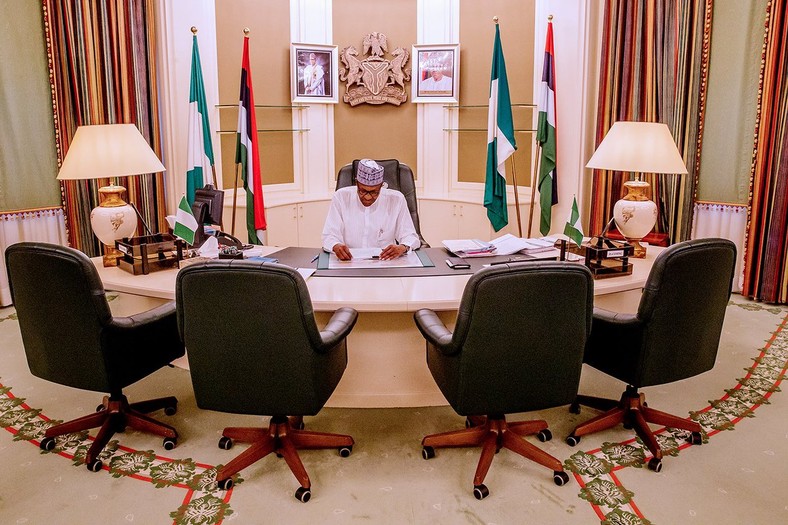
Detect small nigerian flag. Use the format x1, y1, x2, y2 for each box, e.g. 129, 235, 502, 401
173, 195, 198, 245
563, 196, 584, 247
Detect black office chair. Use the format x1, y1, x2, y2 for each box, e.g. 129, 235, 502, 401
336, 159, 429, 248
5, 242, 184, 471
413, 262, 594, 499
176, 260, 358, 502
566, 238, 737, 472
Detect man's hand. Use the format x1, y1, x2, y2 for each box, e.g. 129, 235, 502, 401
332, 243, 352, 261
380, 244, 408, 260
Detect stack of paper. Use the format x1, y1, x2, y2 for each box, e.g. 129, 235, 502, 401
442, 239, 496, 258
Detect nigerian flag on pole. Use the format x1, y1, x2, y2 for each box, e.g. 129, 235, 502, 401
563, 195, 583, 247
537, 18, 558, 235
236, 33, 266, 245
174, 195, 198, 246
484, 23, 517, 232
186, 33, 214, 207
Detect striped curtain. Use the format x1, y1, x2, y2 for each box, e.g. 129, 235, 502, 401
743, 1, 788, 304
43, 0, 166, 256
589, 0, 713, 243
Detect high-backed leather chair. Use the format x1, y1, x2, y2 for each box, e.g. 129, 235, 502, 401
336, 159, 429, 248
413, 262, 594, 499
567, 238, 736, 472
5, 242, 184, 471
176, 260, 358, 502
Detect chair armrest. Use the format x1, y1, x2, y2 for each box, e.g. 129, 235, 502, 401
110, 301, 177, 330
588, 306, 644, 346
413, 309, 455, 355
318, 307, 358, 351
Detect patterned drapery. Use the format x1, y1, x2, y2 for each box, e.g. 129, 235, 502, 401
43, 0, 166, 256
743, 1, 788, 304
589, 0, 713, 243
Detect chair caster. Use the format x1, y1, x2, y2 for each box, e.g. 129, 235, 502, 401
86, 459, 103, 472
339, 446, 352, 458
294, 420, 305, 430
40, 437, 56, 451
422, 446, 435, 460
218, 436, 233, 450
96, 404, 106, 412
569, 401, 581, 414
164, 404, 178, 416
647, 457, 662, 472
689, 431, 703, 445
566, 434, 580, 447
217, 477, 233, 491
553, 470, 570, 486
163, 437, 177, 450
295, 486, 311, 502
473, 484, 489, 500
537, 429, 552, 442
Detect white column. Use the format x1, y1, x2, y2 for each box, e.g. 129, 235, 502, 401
153, 0, 221, 215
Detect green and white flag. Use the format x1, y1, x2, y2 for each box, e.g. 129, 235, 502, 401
173, 195, 198, 245
186, 34, 215, 207
537, 19, 558, 235
563, 195, 583, 247
484, 24, 517, 233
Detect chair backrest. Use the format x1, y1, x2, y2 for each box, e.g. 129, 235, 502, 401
5, 242, 114, 392
635, 238, 736, 386
447, 262, 594, 415
176, 260, 345, 416
336, 159, 428, 247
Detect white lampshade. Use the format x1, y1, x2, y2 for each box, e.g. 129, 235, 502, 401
586, 121, 688, 175
57, 124, 165, 181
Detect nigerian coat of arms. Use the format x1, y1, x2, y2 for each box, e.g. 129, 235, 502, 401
340, 32, 411, 106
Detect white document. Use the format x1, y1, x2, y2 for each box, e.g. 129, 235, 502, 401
489, 234, 534, 255
328, 250, 423, 269
349, 247, 382, 260
296, 267, 316, 280
442, 239, 494, 253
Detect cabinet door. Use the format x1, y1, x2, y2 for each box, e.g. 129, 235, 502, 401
419, 200, 459, 245
265, 205, 298, 247
297, 201, 331, 248
457, 204, 493, 241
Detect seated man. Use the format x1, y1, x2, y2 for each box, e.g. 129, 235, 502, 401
322, 159, 420, 261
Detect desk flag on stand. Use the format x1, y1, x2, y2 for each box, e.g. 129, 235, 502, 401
236, 32, 266, 245
563, 195, 584, 247
537, 18, 558, 235
186, 31, 215, 207
174, 195, 198, 246
484, 22, 517, 233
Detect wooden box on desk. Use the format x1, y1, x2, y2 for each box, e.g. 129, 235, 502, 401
565, 238, 634, 279
116, 234, 184, 275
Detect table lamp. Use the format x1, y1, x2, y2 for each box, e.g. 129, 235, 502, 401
57, 124, 166, 266
586, 121, 688, 257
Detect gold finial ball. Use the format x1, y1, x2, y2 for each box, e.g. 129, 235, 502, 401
548, 14, 553, 21
191, 26, 197, 35
243, 27, 250, 36
493, 16, 499, 24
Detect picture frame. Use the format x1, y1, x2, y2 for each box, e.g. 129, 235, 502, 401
411, 44, 460, 103
291, 43, 338, 104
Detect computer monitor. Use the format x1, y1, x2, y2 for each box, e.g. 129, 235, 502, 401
192, 184, 224, 227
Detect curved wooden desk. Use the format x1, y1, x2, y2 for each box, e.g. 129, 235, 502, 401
94, 246, 660, 408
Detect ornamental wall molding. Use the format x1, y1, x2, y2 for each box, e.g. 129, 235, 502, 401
340, 32, 411, 106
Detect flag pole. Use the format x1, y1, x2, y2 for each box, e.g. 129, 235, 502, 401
528, 140, 542, 238
509, 155, 523, 237
230, 164, 240, 236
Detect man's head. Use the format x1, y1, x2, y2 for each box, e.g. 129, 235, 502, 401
430, 69, 443, 81
355, 159, 384, 207
309, 53, 316, 65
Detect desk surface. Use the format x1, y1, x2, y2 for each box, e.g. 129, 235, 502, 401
94, 245, 662, 312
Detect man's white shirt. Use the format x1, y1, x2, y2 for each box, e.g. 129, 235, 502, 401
322, 187, 420, 253
421, 75, 452, 92
303, 64, 325, 95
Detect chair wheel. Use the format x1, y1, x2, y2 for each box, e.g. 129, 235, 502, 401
647, 457, 662, 472
96, 404, 106, 412
217, 477, 233, 491
86, 459, 103, 472
295, 486, 311, 502
569, 401, 581, 414
537, 429, 552, 442
294, 420, 305, 430
553, 470, 570, 486
566, 434, 580, 447
339, 446, 352, 458
218, 436, 233, 450
473, 484, 489, 500
689, 431, 703, 445
422, 446, 435, 460
40, 437, 56, 451
164, 404, 177, 416
163, 437, 177, 450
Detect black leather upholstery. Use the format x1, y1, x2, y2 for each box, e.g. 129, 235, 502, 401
413, 262, 594, 494
175, 260, 358, 496
336, 159, 429, 248
5, 242, 184, 469
569, 238, 737, 470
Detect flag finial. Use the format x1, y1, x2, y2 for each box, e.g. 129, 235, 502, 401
548, 15, 553, 21
191, 26, 197, 35
493, 16, 499, 24
243, 27, 250, 36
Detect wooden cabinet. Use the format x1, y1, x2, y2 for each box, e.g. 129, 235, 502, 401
419, 199, 532, 246
266, 201, 330, 247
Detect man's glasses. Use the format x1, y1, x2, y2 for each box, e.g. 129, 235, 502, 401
357, 188, 380, 198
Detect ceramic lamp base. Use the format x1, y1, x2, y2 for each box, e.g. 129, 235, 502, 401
90, 185, 137, 266
613, 180, 657, 259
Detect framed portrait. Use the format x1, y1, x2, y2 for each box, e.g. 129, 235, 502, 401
291, 43, 338, 104
411, 44, 460, 103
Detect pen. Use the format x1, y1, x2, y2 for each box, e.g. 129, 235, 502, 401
310, 254, 319, 263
